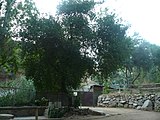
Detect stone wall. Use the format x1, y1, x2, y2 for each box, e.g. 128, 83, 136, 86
97, 93, 160, 112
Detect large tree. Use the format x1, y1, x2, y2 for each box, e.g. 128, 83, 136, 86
19, 0, 133, 92
58, 0, 132, 78
20, 15, 93, 92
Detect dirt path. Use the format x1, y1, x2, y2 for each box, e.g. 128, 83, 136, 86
14, 107, 160, 120
69, 107, 160, 120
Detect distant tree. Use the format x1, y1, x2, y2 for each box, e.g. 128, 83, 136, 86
150, 46, 160, 83
154, 48, 160, 69
117, 39, 160, 87
123, 40, 154, 86
95, 12, 133, 79
0, 0, 22, 75
132, 41, 153, 71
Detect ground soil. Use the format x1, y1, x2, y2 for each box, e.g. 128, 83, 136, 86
14, 107, 160, 120
65, 107, 160, 120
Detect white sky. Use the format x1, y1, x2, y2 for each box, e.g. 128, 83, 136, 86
33, 0, 160, 46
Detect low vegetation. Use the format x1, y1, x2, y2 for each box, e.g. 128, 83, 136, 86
0, 76, 35, 106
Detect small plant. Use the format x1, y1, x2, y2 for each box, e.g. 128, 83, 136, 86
35, 97, 49, 106
103, 81, 110, 94
48, 107, 68, 118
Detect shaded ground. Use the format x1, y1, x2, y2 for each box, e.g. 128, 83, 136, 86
14, 107, 160, 120
77, 107, 160, 120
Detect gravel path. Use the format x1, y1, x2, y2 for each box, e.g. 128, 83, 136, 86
81, 107, 160, 120
14, 107, 160, 120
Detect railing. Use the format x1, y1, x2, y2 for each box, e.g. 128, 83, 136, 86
139, 83, 160, 88
106, 83, 160, 94
0, 85, 35, 106
0, 86, 46, 120
0, 106, 47, 120
139, 83, 160, 92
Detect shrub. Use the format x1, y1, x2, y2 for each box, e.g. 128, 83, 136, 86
0, 76, 36, 106
103, 81, 110, 94
48, 107, 68, 118
35, 97, 49, 106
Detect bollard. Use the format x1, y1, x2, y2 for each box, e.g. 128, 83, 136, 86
35, 108, 38, 120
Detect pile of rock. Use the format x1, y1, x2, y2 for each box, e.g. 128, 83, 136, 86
155, 96, 160, 112
97, 93, 160, 112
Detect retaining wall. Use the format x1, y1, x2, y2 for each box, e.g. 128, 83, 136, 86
97, 93, 160, 112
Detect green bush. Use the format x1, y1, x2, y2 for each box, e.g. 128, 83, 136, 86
0, 76, 36, 106
35, 97, 49, 106
48, 107, 68, 118
103, 81, 110, 94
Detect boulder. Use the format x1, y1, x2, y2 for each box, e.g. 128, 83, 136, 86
98, 103, 105, 107
108, 101, 117, 107
154, 97, 160, 112
141, 100, 153, 111
137, 100, 144, 106
136, 106, 142, 110
133, 103, 138, 108
103, 101, 109, 104
129, 105, 133, 108
118, 103, 124, 107
129, 101, 133, 105
124, 104, 129, 108
105, 98, 111, 101
120, 100, 126, 104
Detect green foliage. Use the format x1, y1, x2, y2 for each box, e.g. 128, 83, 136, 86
48, 107, 68, 118
96, 13, 133, 78
103, 81, 110, 94
58, 0, 96, 57
20, 15, 93, 92
0, 0, 23, 75
0, 76, 35, 106
1, 0, 160, 92
148, 66, 160, 83
57, 0, 95, 15
110, 39, 160, 87
1, 0, 134, 93
130, 41, 160, 84
154, 48, 160, 69
18, 0, 133, 92
91, 75, 104, 85
35, 97, 49, 106
0, 40, 21, 77
131, 41, 153, 71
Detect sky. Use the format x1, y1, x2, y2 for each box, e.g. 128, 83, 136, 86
33, 0, 160, 46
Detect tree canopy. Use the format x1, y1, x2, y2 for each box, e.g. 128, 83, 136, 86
0, 0, 22, 76
20, 15, 94, 92
96, 13, 132, 78
1, 0, 137, 92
